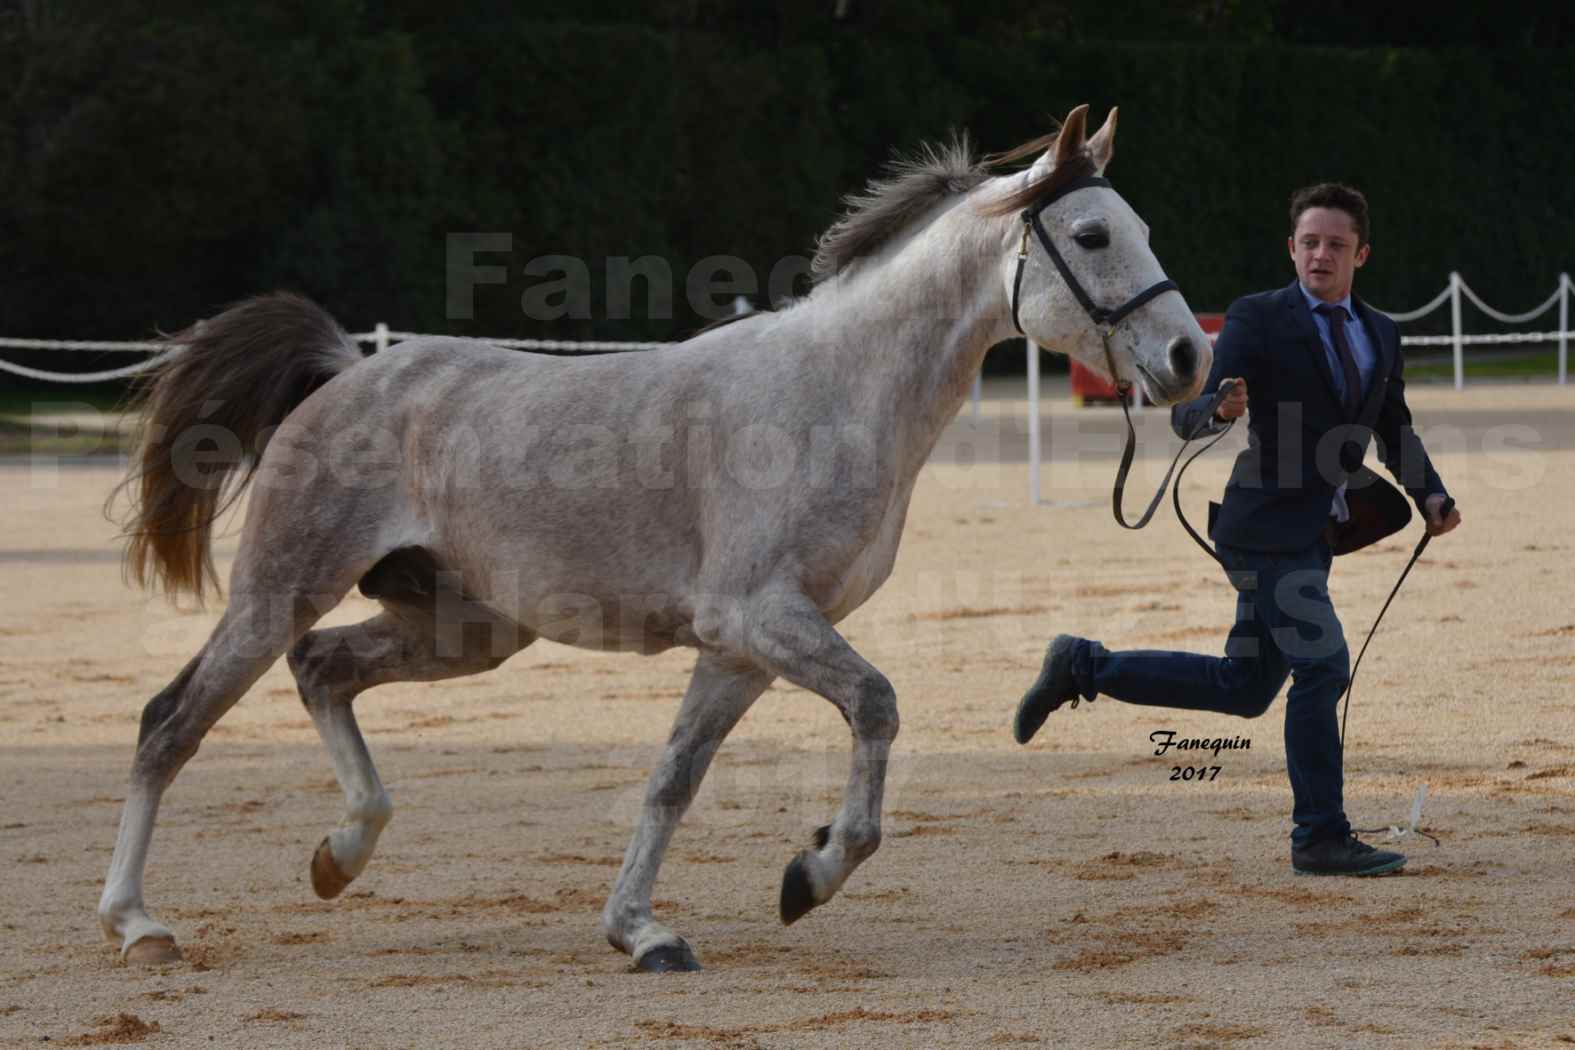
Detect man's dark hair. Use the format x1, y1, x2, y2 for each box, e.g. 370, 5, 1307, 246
1289, 183, 1370, 245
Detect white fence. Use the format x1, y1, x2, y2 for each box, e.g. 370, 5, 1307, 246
1375, 271, 1572, 390
0, 324, 670, 385
1, 272, 1569, 396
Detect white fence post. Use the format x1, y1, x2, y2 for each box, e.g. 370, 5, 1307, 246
374, 322, 389, 354
1449, 272, 1464, 391
1027, 339, 1041, 505
1560, 272, 1570, 386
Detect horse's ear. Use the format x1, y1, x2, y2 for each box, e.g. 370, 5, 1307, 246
1087, 106, 1117, 173
1020, 104, 1091, 181
1053, 104, 1090, 166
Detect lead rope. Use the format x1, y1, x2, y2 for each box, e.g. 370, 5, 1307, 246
1104, 339, 1237, 550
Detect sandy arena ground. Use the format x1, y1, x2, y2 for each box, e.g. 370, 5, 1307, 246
2, 379, 1572, 1049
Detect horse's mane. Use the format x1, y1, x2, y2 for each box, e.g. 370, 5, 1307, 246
809, 123, 1096, 284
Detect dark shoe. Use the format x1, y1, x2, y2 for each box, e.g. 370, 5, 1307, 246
1013, 634, 1085, 745
1291, 833, 1406, 877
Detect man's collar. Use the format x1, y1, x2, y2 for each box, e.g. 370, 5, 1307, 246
1298, 282, 1353, 316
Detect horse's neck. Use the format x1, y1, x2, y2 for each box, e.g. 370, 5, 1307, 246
796, 202, 1015, 475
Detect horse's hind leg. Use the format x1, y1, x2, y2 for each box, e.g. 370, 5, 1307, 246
98, 596, 306, 962
288, 593, 532, 899
602, 653, 773, 972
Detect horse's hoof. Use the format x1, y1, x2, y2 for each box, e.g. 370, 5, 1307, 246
310, 837, 352, 900
635, 940, 702, 973
780, 851, 817, 926
125, 936, 182, 965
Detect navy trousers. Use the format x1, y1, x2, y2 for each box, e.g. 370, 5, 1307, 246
1072, 539, 1352, 847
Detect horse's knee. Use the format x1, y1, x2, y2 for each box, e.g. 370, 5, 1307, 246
287, 632, 356, 709
850, 672, 898, 741
286, 635, 319, 700
645, 765, 697, 815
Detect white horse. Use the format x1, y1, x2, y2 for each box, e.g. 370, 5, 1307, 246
99, 105, 1209, 971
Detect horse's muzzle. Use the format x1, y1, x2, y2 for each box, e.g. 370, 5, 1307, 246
1136, 337, 1204, 405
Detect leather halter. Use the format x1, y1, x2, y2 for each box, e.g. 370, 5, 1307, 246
1008, 175, 1180, 359
1007, 174, 1222, 534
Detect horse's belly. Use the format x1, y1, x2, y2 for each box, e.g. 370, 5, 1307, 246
457, 565, 692, 655
522, 593, 688, 654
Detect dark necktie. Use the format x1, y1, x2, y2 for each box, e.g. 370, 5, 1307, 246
1315, 302, 1363, 416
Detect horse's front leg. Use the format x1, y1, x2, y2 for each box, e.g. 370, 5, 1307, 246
740, 591, 899, 925
603, 653, 772, 972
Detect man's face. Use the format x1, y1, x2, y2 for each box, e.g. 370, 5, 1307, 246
1288, 206, 1369, 303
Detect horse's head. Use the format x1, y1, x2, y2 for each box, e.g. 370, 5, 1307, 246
996, 105, 1210, 405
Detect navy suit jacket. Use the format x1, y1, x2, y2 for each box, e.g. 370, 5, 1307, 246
1171, 280, 1447, 554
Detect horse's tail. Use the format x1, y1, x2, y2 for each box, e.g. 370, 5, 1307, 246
114, 292, 365, 603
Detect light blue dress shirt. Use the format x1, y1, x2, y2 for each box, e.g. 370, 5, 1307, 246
1298, 284, 1379, 523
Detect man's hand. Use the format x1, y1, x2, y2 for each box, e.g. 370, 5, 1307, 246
1214, 378, 1248, 421
1425, 493, 1461, 536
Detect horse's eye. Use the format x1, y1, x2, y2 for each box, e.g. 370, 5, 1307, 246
1073, 230, 1109, 250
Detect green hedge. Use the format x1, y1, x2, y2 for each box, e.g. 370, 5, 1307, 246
2, 4, 1570, 374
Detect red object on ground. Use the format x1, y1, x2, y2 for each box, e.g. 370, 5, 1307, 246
1068, 313, 1226, 405
1068, 358, 1126, 403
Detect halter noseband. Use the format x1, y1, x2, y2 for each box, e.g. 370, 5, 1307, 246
1008, 175, 1179, 391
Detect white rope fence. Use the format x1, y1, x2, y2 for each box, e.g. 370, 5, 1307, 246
1373, 283, 1455, 323
0, 324, 674, 384
1371, 271, 1574, 389
0, 348, 181, 384
2, 274, 1570, 395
